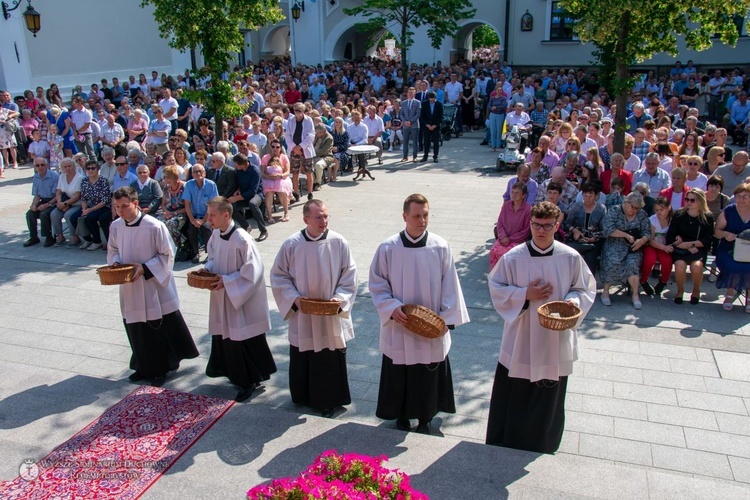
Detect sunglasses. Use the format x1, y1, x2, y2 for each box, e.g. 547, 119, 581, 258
115, 162, 128, 166
685, 198, 697, 202
86, 166, 99, 171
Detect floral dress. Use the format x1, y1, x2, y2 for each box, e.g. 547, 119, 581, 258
159, 182, 187, 246
600, 205, 650, 284
49, 134, 65, 170
331, 130, 350, 166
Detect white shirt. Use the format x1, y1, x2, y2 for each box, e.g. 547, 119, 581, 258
159, 97, 178, 120
363, 115, 384, 137
444, 81, 463, 103
505, 111, 531, 128
70, 107, 92, 133
346, 121, 369, 145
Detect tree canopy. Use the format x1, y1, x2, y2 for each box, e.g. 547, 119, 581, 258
560, 0, 750, 151
472, 25, 500, 49
344, 0, 476, 76
140, 0, 284, 139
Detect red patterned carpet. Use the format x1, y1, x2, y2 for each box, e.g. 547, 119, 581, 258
0, 386, 234, 499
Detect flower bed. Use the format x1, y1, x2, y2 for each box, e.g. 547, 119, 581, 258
247, 450, 428, 499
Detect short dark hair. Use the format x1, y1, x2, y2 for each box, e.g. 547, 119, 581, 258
546, 181, 563, 194
113, 186, 138, 202
512, 181, 528, 195
403, 193, 428, 213
706, 175, 724, 190
233, 153, 248, 166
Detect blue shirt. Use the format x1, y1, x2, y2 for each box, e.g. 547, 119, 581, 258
31, 169, 59, 199
181, 179, 218, 218
730, 101, 750, 125
113, 171, 138, 191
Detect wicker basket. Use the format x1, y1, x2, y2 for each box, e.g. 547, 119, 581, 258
537, 301, 583, 331
187, 271, 220, 289
300, 298, 342, 315
97, 264, 134, 285
402, 304, 446, 339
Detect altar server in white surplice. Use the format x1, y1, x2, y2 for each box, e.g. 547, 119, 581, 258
369, 194, 470, 435
108, 186, 199, 387
270, 199, 357, 418
203, 197, 276, 403
486, 201, 596, 454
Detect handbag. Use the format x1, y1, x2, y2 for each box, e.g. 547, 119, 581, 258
734, 229, 750, 263
5, 118, 18, 134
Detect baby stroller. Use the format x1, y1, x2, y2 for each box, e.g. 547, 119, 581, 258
440, 104, 458, 144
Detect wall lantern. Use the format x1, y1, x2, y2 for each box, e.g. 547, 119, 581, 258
520, 10, 533, 32
291, 1, 305, 22
2, 0, 41, 36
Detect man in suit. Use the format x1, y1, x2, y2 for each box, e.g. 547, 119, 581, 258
420, 92, 443, 163
207, 152, 238, 199
414, 81, 429, 152
399, 86, 421, 162
227, 153, 268, 242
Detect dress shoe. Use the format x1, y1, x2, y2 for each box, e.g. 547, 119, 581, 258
641, 281, 654, 296
23, 237, 41, 247
150, 375, 167, 387
307, 192, 313, 201
43, 236, 55, 247
257, 231, 268, 242
674, 295, 684, 305
396, 417, 412, 431
191, 254, 201, 264
313, 183, 321, 191
235, 383, 257, 402
128, 371, 145, 382
415, 419, 432, 434
654, 282, 666, 295
480, 140, 489, 145
690, 295, 700, 305
293, 192, 300, 202
320, 407, 336, 418
420, 156, 428, 162
434, 158, 439, 163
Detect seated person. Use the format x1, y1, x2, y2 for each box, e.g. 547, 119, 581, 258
640, 197, 673, 296
564, 182, 607, 273
714, 182, 750, 312
489, 182, 531, 270
158, 165, 187, 248
181, 164, 219, 263
131, 164, 163, 215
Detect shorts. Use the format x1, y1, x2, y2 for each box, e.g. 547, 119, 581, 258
289, 152, 312, 174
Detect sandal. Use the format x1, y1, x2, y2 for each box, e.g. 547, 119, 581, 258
723, 294, 736, 311
280, 215, 289, 222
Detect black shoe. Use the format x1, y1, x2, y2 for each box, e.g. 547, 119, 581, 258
257, 231, 268, 242
313, 183, 321, 191
674, 296, 684, 305
415, 419, 432, 435
420, 156, 428, 162
690, 295, 700, 305
235, 383, 257, 402
293, 192, 300, 202
654, 282, 666, 295
150, 375, 167, 387
480, 140, 489, 145
43, 236, 55, 247
321, 407, 336, 418
641, 281, 655, 296
396, 417, 412, 431
434, 158, 439, 163
307, 192, 313, 201
191, 254, 201, 264
23, 237, 40, 247
128, 371, 145, 382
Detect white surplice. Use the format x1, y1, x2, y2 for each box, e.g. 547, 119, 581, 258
107, 213, 179, 324
369, 232, 470, 365
204, 223, 271, 341
488, 241, 596, 382
270, 229, 357, 352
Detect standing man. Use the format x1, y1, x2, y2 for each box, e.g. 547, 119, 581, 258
420, 92, 443, 163
444, 73, 464, 132
270, 200, 357, 418
399, 87, 421, 163
369, 194, 470, 434
70, 97, 96, 162
147, 105, 171, 155
159, 88, 179, 135
284, 103, 316, 202
108, 186, 199, 387
486, 201, 596, 453
24, 158, 59, 247
203, 197, 276, 402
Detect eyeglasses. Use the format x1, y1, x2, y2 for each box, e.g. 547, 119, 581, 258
531, 222, 556, 231
687, 162, 700, 166
685, 198, 697, 202
271, 145, 281, 149
115, 162, 128, 166
86, 166, 99, 171
33, 163, 45, 167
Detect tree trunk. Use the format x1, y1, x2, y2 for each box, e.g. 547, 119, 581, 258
613, 11, 630, 154
400, 19, 408, 82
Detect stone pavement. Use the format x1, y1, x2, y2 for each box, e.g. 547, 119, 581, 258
0, 131, 749, 499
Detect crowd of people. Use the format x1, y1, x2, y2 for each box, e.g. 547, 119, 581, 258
488, 60, 750, 312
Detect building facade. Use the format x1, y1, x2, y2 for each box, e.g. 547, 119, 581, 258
1, 0, 747, 96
